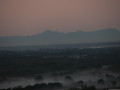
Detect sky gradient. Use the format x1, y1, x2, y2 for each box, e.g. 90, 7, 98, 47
0, 0, 120, 36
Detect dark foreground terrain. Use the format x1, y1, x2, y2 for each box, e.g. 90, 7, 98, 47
0, 44, 120, 90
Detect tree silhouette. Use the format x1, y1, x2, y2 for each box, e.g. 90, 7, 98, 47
97, 79, 104, 84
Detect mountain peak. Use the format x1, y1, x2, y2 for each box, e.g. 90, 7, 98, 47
42, 30, 63, 35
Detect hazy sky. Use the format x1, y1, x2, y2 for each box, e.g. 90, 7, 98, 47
0, 0, 120, 36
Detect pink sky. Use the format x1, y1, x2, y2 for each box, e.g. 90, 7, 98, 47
0, 0, 120, 36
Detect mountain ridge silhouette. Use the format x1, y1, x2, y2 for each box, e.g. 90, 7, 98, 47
0, 28, 120, 46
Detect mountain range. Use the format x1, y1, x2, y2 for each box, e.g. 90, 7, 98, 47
0, 28, 120, 47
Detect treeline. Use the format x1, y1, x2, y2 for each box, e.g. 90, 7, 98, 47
0, 82, 101, 90
0, 82, 63, 90
1, 82, 120, 90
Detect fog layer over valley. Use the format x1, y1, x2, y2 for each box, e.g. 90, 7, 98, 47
0, 69, 120, 89
0, 43, 120, 90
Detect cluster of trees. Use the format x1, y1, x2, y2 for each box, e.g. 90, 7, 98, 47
0, 82, 63, 90
0, 82, 101, 90
1, 84, 110, 90
67, 85, 97, 90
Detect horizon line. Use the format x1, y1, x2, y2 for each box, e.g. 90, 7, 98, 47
0, 28, 119, 37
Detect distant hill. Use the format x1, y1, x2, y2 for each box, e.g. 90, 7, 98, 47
0, 28, 120, 47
